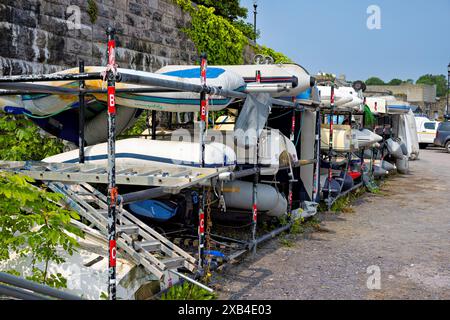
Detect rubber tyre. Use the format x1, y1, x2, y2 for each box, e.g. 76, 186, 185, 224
419, 143, 428, 150
445, 141, 450, 153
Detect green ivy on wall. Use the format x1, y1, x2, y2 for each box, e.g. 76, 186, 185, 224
174, 0, 292, 65
175, 0, 248, 65
254, 45, 293, 64
87, 0, 98, 24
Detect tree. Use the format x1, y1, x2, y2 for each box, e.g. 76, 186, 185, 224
416, 74, 448, 97
366, 77, 385, 85
0, 172, 82, 288
192, 0, 248, 21
192, 1, 259, 40
0, 113, 79, 288
388, 78, 403, 85
232, 20, 259, 41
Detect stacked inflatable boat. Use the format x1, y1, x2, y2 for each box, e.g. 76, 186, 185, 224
0, 63, 316, 221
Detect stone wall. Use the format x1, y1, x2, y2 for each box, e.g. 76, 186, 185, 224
0, 0, 199, 76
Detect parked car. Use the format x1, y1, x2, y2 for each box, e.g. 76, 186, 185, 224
415, 116, 440, 149
434, 122, 450, 153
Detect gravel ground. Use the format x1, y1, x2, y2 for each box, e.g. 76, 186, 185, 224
217, 149, 450, 300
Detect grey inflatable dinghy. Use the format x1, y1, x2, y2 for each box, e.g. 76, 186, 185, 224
380, 160, 396, 172
396, 156, 409, 174
386, 138, 404, 159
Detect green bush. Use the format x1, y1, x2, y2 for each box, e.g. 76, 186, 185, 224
254, 45, 293, 64
0, 113, 64, 161
161, 282, 217, 300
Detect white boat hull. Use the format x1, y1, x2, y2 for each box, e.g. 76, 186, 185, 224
43, 138, 237, 169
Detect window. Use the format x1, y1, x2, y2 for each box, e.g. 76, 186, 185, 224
439, 122, 450, 131
424, 123, 436, 130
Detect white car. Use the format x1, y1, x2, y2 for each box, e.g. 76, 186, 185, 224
415, 116, 440, 149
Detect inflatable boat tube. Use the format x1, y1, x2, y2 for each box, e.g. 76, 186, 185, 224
373, 165, 389, 178
321, 177, 341, 198
386, 139, 404, 159
43, 138, 237, 169
380, 160, 396, 172
128, 200, 178, 222
336, 172, 354, 192
353, 129, 383, 148
396, 156, 409, 174
222, 180, 287, 218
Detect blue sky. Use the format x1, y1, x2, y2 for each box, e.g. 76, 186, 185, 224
240, 0, 450, 82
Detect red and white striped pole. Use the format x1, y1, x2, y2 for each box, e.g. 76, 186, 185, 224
199, 53, 208, 167
198, 53, 208, 269
106, 26, 118, 300
291, 97, 296, 142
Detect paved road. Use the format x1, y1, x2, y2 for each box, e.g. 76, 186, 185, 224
217, 149, 450, 300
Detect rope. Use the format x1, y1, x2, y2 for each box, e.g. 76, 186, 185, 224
294, 110, 305, 147
24, 107, 72, 119
268, 109, 293, 121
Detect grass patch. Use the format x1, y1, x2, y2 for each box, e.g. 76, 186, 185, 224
161, 282, 217, 301
279, 236, 295, 248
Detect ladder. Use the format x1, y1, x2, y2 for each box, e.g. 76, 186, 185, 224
0, 161, 232, 190
48, 182, 197, 280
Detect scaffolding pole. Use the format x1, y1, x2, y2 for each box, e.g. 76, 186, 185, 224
327, 83, 335, 210
251, 70, 261, 255
78, 60, 86, 163
288, 102, 297, 220
105, 27, 118, 300
197, 54, 208, 271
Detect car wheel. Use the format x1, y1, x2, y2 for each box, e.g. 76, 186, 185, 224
445, 141, 450, 153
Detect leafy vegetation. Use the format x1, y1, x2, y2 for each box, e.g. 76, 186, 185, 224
0, 113, 64, 161
193, 0, 248, 21
121, 112, 149, 137
161, 281, 217, 300
175, 0, 248, 65
192, 0, 258, 40
416, 74, 448, 97
387, 78, 403, 85
254, 45, 293, 64
365, 75, 447, 97
365, 77, 385, 85
0, 172, 82, 288
174, 0, 289, 65
87, 0, 99, 24
0, 113, 79, 288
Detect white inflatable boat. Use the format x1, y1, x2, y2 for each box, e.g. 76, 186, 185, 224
169, 128, 298, 175
318, 85, 364, 111
158, 64, 314, 98
352, 129, 383, 148
0, 66, 245, 115
43, 138, 237, 169
222, 180, 288, 218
